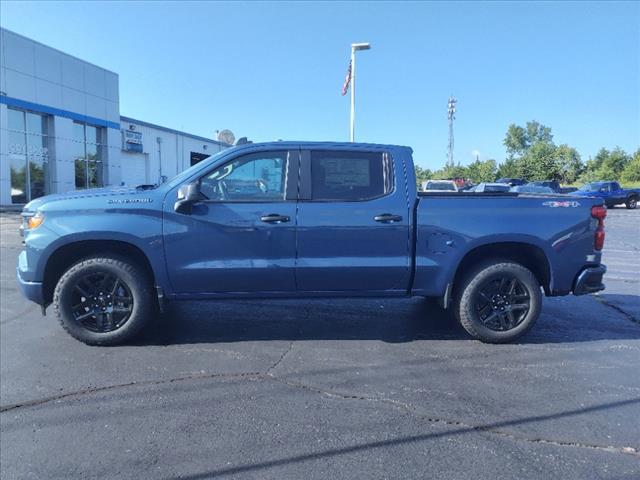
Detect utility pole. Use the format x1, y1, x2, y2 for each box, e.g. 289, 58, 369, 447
447, 96, 457, 167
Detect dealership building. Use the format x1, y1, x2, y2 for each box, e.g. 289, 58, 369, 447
0, 27, 230, 207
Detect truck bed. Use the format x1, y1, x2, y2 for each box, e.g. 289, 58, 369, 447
411, 193, 603, 298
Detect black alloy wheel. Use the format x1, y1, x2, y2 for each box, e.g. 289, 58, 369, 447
71, 272, 134, 333
454, 261, 542, 343
54, 255, 155, 345
474, 275, 530, 332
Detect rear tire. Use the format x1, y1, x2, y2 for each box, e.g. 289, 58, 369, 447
454, 261, 542, 343
53, 255, 155, 346
626, 196, 638, 209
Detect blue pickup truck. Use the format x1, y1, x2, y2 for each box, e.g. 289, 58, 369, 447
18, 142, 607, 345
570, 181, 639, 209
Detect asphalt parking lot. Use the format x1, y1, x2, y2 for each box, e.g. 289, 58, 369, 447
1, 208, 639, 480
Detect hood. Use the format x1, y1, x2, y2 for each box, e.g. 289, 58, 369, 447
24, 186, 160, 212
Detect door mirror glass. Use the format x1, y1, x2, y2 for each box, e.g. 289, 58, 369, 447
174, 181, 202, 213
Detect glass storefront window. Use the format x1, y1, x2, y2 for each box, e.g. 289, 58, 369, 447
7, 108, 49, 204
74, 122, 103, 189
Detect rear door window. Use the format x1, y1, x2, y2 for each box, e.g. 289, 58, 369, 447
309, 150, 393, 201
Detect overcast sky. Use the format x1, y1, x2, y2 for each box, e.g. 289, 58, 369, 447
2, 1, 638, 169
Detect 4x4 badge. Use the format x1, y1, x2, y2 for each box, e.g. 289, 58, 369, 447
542, 200, 580, 208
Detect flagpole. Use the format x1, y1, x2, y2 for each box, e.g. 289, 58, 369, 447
349, 47, 356, 142
347, 43, 370, 143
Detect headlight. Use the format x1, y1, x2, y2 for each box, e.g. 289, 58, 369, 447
26, 212, 45, 230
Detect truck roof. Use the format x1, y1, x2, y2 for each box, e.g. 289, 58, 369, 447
228, 141, 413, 152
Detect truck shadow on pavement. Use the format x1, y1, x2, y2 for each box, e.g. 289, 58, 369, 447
134, 295, 640, 346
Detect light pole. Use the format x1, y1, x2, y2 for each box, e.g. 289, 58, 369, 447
349, 42, 371, 142
447, 96, 457, 167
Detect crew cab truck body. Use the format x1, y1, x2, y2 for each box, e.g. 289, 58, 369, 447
17, 142, 607, 345
570, 181, 639, 209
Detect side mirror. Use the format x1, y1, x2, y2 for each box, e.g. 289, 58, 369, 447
174, 182, 202, 214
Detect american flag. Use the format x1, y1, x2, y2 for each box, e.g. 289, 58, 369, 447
341, 60, 352, 96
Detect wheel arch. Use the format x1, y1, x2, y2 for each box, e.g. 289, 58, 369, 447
43, 240, 156, 305
451, 241, 552, 298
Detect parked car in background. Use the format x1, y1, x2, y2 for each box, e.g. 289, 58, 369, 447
496, 177, 527, 187
510, 185, 554, 194
421, 180, 459, 192
17, 141, 607, 345
570, 181, 639, 209
472, 182, 512, 193
528, 180, 577, 194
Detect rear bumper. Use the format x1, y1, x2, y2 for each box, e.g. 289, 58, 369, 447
16, 267, 45, 305
573, 264, 606, 295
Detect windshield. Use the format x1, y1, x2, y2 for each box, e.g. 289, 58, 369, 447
578, 182, 603, 191
165, 149, 232, 187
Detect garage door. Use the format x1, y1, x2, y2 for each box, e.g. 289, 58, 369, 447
120, 154, 148, 186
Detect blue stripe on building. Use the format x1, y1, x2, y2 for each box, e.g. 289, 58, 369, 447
0, 95, 120, 130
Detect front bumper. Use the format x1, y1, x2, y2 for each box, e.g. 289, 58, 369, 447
573, 264, 606, 295
16, 267, 45, 305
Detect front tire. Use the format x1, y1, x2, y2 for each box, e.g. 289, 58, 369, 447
626, 196, 638, 209
53, 255, 155, 346
454, 261, 542, 343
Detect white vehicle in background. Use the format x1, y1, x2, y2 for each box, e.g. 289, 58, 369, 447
421, 180, 458, 192
510, 185, 555, 194
471, 182, 512, 193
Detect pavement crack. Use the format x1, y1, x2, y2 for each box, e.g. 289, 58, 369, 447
594, 295, 640, 325
266, 341, 295, 374
267, 375, 640, 458
0, 371, 262, 413
265, 304, 309, 374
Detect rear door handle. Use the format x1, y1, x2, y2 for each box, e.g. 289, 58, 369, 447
261, 214, 290, 224
374, 214, 403, 223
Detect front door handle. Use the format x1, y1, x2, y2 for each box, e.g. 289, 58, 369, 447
261, 214, 290, 224
374, 214, 403, 223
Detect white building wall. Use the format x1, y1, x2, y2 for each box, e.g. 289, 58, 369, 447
49, 116, 77, 194
0, 27, 120, 206
0, 104, 9, 205
0, 27, 231, 206
118, 118, 229, 187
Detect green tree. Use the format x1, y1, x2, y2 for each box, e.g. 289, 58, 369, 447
499, 121, 584, 182
525, 120, 553, 145
503, 124, 528, 158
496, 157, 520, 179
620, 149, 640, 184
603, 147, 631, 178
555, 144, 583, 184
433, 163, 467, 180
579, 147, 631, 183
466, 159, 497, 183
503, 121, 553, 159
414, 165, 433, 186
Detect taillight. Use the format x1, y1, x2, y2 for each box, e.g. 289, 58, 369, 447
591, 205, 606, 251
